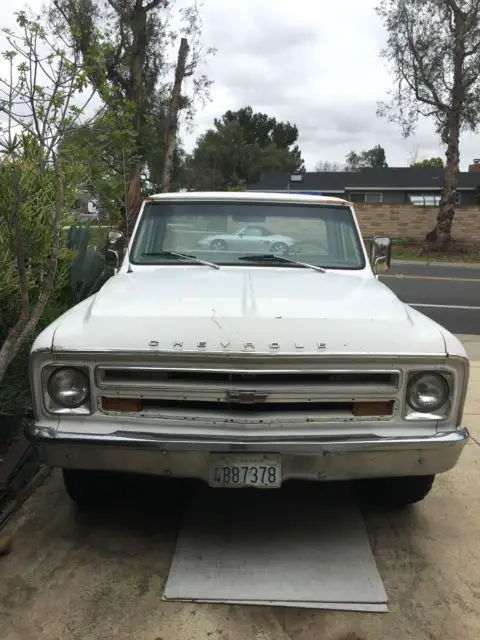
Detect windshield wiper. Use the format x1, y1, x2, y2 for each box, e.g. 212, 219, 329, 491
238, 254, 326, 273
142, 251, 220, 270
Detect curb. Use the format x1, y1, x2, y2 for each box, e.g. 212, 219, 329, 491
392, 260, 480, 268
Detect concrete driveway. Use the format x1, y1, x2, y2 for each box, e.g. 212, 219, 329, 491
1, 341, 480, 640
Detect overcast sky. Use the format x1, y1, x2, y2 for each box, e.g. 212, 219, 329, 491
2, 0, 479, 170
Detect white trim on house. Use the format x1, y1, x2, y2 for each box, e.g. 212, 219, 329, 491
247, 187, 474, 194
247, 188, 344, 193
343, 186, 471, 191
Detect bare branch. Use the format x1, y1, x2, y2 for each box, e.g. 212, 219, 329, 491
105, 0, 123, 13
144, 0, 168, 12
161, 37, 189, 191
11, 164, 29, 322
444, 0, 466, 18
401, 3, 449, 111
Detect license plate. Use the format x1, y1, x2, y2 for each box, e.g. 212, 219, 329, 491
209, 454, 281, 488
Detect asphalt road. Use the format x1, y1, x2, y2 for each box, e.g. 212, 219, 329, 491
381, 261, 480, 335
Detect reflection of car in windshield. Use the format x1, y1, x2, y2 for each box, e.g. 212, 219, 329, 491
196, 224, 294, 255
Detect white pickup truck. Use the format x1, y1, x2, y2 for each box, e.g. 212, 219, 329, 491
27, 191, 470, 508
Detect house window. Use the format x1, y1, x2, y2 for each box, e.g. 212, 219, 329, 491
408, 193, 461, 206
365, 192, 383, 204
350, 192, 383, 203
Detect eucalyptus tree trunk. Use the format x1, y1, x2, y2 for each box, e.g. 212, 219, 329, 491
161, 37, 190, 192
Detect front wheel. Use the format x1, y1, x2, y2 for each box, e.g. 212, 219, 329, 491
359, 474, 435, 508
270, 241, 289, 255
210, 239, 228, 251
62, 469, 124, 509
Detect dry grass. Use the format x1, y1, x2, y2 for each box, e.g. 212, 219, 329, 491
390, 239, 480, 263
364, 237, 480, 263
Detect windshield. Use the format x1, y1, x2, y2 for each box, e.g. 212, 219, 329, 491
130, 200, 366, 270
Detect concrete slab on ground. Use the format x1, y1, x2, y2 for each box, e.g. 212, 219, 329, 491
163, 486, 387, 611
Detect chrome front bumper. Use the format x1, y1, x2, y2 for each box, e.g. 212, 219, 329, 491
26, 425, 469, 482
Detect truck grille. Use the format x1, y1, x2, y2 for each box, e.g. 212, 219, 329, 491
96, 365, 400, 415
99, 368, 398, 388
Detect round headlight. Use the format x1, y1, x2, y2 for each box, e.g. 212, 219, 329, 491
47, 367, 90, 408
406, 372, 449, 413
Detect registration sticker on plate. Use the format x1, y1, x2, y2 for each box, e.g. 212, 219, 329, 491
209, 454, 282, 488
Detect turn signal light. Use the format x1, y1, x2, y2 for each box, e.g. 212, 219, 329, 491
353, 401, 394, 417
102, 397, 142, 412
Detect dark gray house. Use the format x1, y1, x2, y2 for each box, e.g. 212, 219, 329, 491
246, 163, 480, 206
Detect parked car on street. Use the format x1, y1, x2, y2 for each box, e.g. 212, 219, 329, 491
27, 191, 470, 509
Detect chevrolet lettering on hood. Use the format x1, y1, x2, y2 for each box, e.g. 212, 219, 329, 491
149, 340, 329, 351
27, 191, 470, 510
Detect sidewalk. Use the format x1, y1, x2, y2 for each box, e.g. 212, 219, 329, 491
458, 335, 479, 448
457, 334, 480, 362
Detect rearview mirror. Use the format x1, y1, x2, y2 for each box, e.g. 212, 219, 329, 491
370, 236, 392, 273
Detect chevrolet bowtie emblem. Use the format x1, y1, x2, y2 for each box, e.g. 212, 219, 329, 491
225, 390, 270, 404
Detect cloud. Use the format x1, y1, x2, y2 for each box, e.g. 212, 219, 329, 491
2, 0, 477, 170
183, 0, 476, 170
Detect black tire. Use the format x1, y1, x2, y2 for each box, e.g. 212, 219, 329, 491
62, 469, 123, 509
210, 239, 228, 250
270, 241, 288, 255
359, 474, 435, 508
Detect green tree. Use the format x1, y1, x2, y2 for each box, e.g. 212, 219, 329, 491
185, 107, 305, 190
345, 145, 388, 170
51, 0, 213, 224
315, 161, 345, 171
59, 113, 133, 216
377, 0, 480, 247
216, 107, 304, 170
411, 157, 444, 168
0, 11, 92, 386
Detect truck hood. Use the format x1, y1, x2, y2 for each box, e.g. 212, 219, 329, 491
49, 267, 447, 356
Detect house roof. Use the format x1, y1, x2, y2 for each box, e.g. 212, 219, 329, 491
246, 168, 480, 192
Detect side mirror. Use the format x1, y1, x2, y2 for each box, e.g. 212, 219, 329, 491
370, 236, 392, 273
105, 230, 125, 269
107, 230, 124, 249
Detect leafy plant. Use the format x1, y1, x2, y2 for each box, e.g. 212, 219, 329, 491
0, 10, 95, 395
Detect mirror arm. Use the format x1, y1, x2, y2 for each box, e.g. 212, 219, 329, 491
106, 248, 120, 270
